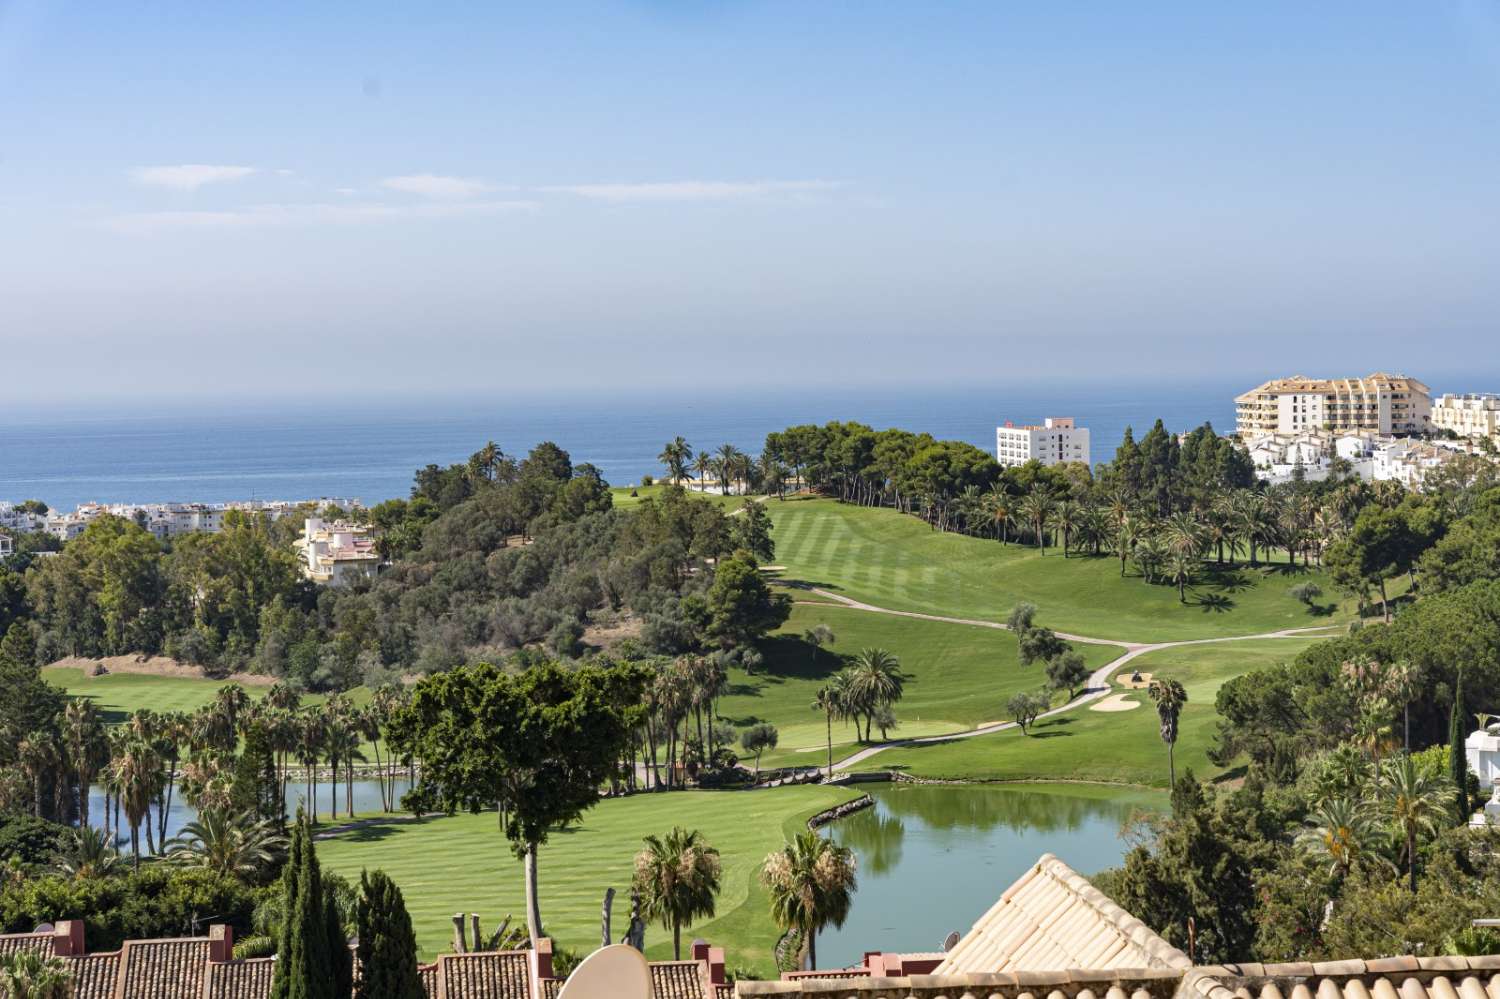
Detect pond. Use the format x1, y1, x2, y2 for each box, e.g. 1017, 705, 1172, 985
87, 778, 412, 843
818, 782, 1164, 969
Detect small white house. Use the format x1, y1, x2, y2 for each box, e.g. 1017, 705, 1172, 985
0, 532, 12, 558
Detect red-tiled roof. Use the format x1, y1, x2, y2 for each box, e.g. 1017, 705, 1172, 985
0, 931, 54, 957
116, 938, 212, 999
204, 957, 277, 999
69, 951, 120, 999
649, 959, 713, 999
434, 950, 535, 998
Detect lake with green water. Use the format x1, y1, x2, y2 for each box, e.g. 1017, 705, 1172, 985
818, 782, 1165, 969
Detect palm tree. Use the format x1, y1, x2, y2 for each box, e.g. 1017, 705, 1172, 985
1162, 512, 1204, 560
52, 825, 121, 879
17, 731, 59, 819
845, 649, 904, 742
1052, 500, 1080, 557
760, 830, 857, 971
1075, 503, 1109, 556
1148, 678, 1188, 787
298, 710, 326, 822
1017, 488, 1054, 554
633, 827, 722, 959
715, 444, 741, 495
658, 438, 694, 487
983, 486, 1012, 544
1115, 517, 1141, 577
811, 682, 846, 777
1132, 533, 1167, 584
164, 808, 289, 880
692, 452, 713, 492
116, 740, 163, 868
62, 700, 108, 830
0, 950, 74, 999
1377, 753, 1454, 893
1296, 796, 1380, 881
1167, 551, 1194, 603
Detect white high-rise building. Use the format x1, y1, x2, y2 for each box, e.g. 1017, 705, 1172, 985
1234, 373, 1431, 438
995, 417, 1090, 468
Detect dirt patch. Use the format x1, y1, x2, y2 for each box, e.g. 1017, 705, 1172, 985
580, 615, 643, 651
1090, 693, 1142, 713
47, 655, 278, 686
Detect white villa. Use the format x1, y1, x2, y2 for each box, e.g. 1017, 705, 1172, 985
996, 417, 1090, 468
293, 517, 381, 587
1244, 429, 1484, 489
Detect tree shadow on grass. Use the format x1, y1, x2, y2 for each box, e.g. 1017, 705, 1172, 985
1189, 592, 1235, 614
755, 635, 844, 683
1200, 567, 1254, 593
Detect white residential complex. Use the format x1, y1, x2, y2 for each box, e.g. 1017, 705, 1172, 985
995, 417, 1090, 468
1431, 393, 1500, 442
0, 498, 363, 542
1245, 429, 1486, 490
293, 517, 381, 587
1234, 373, 1431, 438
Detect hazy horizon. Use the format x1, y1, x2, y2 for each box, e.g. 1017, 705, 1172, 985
3, 2, 1500, 403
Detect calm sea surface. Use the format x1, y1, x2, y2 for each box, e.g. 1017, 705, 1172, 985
0, 385, 1239, 510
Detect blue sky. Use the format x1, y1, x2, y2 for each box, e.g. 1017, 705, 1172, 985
2, 1, 1500, 406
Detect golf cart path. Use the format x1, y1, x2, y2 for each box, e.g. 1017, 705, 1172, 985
793, 587, 1342, 773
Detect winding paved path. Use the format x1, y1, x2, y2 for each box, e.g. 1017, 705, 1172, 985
793, 587, 1342, 773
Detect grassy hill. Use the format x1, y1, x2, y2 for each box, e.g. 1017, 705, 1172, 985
847, 637, 1323, 786
768, 498, 1350, 642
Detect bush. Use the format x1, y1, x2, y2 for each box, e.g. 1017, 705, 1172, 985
1288, 582, 1322, 605
0, 814, 68, 870
0, 867, 265, 951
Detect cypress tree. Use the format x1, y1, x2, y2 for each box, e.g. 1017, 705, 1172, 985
270, 814, 337, 999
355, 870, 424, 999
326, 883, 354, 999
1451, 671, 1470, 819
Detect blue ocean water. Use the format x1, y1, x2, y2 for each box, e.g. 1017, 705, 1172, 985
0, 384, 1239, 510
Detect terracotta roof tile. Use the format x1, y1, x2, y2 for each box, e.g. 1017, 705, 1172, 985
0, 932, 54, 957
736, 967, 1184, 998
204, 957, 277, 999
69, 952, 120, 999
934, 854, 1191, 976
650, 959, 714, 999
117, 938, 212, 999
434, 949, 534, 998
420, 963, 440, 996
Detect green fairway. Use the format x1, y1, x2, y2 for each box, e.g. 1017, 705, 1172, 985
730, 603, 1119, 771
43, 666, 371, 725
316, 786, 851, 972
769, 498, 1350, 642
610, 484, 756, 510
848, 637, 1322, 786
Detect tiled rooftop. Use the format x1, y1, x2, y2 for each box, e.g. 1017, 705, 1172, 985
933, 853, 1191, 976
736, 967, 1187, 998
650, 958, 716, 999
432, 950, 536, 999
116, 938, 213, 999
204, 957, 277, 999
1184, 956, 1500, 999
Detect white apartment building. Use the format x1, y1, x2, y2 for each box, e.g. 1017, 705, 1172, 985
1235, 373, 1431, 438
1245, 429, 1482, 490
0, 533, 12, 558
0, 503, 46, 535
1431, 393, 1500, 442
293, 517, 381, 587
996, 417, 1090, 468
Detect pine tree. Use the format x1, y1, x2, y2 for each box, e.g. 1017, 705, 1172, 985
1450, 670, 1469, 820
326, 883, 354, 999
355, 870, 424, 999
270, 814, 337, 999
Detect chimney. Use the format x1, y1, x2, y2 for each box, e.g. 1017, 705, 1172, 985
692, 940, 710, 964
706, 946, 726, 985
529, 937, 553, 982
51, 921, 85, 958
208, 925, 233, 963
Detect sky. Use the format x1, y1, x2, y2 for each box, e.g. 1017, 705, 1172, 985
2, 1, 1500, 408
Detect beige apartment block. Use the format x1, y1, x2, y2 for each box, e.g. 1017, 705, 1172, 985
1431, 392, 1500, 441
1234, 372, 1430, 438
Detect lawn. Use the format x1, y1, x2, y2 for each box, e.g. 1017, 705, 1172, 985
42, 666, 371, 725
610, 484, 756, 510
769, 498, 1351, 643
315, 786, 852, 973
728, 604, 1119, 771
847, 637, 1322, 787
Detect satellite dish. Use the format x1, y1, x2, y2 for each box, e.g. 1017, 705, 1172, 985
33, 923, 55, 935
941, 930, 960, 952
557, 944, 652, 999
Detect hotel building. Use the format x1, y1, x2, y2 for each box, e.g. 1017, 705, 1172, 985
1234, 373, 1431, 438
996, 417, 1090, 468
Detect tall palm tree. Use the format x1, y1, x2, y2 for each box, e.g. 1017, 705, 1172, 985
845, 649, 904, 742
1053, 500, 1080, 557
298, 710, 326, 823
1167, 551, 1195, 603
1132, 533, 1167, 584
1162, 512, 1204, 560
657, 438, 694, 487
760, 830, 857, 971
1148, 678, 1188, 787
714, 444, 742, 495
1377, 753, 1454, 893
811, 681, 847, 777
692, 452, 713, 492
17, 731, 59, 820
1017, 489, 1054, 555
164, 808, 289, 880
116, 740, 163, 868
982, 486, 1012, 544
1115, 517, 1141, 577
154, 711, 190, 846
62, 700, 108, 830
1296, 796, 1380, 881
633, 826, 722, 960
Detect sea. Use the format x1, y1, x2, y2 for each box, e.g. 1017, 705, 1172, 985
0, 383, 1244, 511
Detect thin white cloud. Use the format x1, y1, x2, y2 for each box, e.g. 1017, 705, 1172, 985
131, 164, 259, 191
100, 199, 539, 233
379, 174, 496, 199
539, 179, 841, 202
